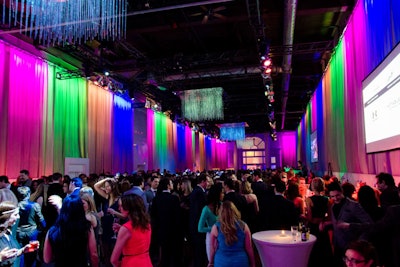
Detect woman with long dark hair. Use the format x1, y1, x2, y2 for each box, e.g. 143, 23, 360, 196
43, 195, 98, 267
94, 177, 122, 266
198, 183, 223, 262
110, 194, 152, 267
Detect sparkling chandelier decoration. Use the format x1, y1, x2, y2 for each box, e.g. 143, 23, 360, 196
3, 0, 127, 44
219, 122, 246, 141
181, 87, 224, 121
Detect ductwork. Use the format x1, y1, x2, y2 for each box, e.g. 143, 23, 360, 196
162, 66, 261, 81
281, 0, 298, 130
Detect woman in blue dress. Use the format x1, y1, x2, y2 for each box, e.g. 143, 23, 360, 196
208, 201, 255, 267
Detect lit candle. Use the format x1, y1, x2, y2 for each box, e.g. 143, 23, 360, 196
281, 230, 286, 236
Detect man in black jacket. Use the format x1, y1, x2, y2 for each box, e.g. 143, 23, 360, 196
189, 174, 207, 267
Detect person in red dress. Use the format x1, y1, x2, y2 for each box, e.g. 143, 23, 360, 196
111, 194, 152, 267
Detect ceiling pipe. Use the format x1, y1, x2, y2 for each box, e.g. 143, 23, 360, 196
162, 66, 261, 81
128, 0, 234, 16
281, 0, 298, 130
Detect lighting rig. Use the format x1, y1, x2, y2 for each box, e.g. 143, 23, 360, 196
260, 55, 277, 141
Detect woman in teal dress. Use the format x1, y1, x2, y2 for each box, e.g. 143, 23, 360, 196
198, 184, 223, 262
208, 201, 255, 267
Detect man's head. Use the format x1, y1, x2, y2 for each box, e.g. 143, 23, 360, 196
298, 160, 302, 167
223, 178, 235, 192
52, 172, 63, 183
253, 170, 262, 181
69, 177, 83, 193
79, 173, 88, 184
18, 170, 30, 183
158, 177, 173, 191
274, 180, 286, 194
375, 172, 395, 192
327, 182, 345, 204
197, 173, 208, 189
150, 176, 160, 190
132, 176, 144, 188
0, 176, 9, 189
206, 176, 214, 189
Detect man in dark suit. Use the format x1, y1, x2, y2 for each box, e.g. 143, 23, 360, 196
375, 172, 400, 212
151, 177, 182, 267
42, 173, 64, 229
146, 176, 160, 264
124, 176, 149, 212
189, 173, 207, 267
323, 182, 373, 266
262, 179, 298, 230
345, 205, 400, 267
145, 176, 160, 211
11, 169, 32, 196
251, 170, 272, 231
223, 178, 248, 222
251, 170, 267, 198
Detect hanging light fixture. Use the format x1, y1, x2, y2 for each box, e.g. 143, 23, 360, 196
181, 87, 224, 121
3, 0, 127, 45
218, 122, 246, 141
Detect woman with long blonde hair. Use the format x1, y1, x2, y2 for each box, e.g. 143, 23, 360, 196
209, 201, 255, 267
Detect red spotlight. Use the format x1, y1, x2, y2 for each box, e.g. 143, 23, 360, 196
262, 58, 272, 67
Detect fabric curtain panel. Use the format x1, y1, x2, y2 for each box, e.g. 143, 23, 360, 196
176, 124, 187, 171
0, 42, 9, 175
0, 44, 50, 178
198, 133, 206, 170
87, 82, 113, 174
51, 66, 88, 174
279, 132, 297, 168
112, 95, 134, 174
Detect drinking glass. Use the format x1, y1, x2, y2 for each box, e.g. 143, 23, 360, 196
291, 225, 299, 241
111, 216, 119, 240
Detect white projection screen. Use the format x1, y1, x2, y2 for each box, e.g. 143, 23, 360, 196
362, 43, 400, 153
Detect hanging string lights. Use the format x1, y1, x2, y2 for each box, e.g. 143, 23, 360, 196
181, 87, 224, 121
219, 122, 246, 141
2, 0, 127, 45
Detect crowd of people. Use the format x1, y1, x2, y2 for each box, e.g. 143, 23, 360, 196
0, 167, 399, 267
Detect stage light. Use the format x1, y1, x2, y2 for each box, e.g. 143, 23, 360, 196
262, 58, 272, 68
263, 68, 272, 74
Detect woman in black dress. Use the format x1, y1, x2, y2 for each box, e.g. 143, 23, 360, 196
305, 177, 333, 267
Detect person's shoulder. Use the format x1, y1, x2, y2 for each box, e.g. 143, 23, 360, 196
124, 187, 139, 195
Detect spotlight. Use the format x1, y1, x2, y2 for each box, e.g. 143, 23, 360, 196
261, 56, 272, 67
262, 58, 272, 68
263, 68, 272, 74
94, 76, 103, 86
104, 71, 110, 76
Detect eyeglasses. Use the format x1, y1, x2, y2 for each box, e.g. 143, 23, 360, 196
343, 256, 366, 265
